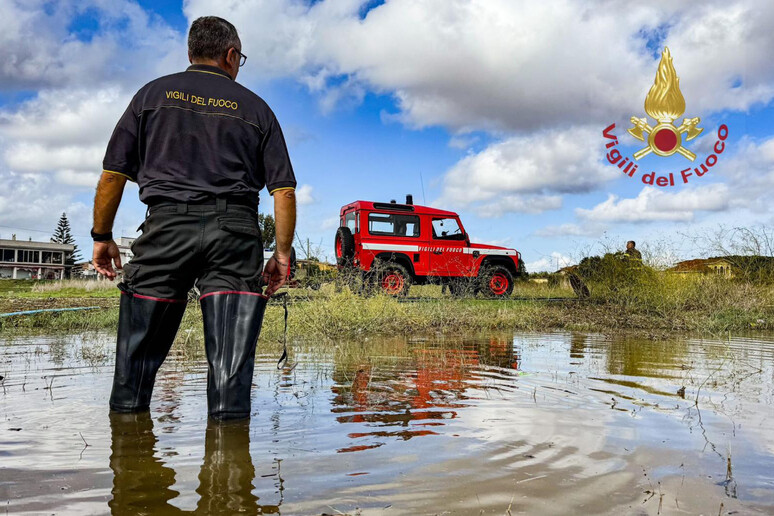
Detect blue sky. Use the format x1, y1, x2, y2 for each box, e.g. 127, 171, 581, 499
0, 0, 772, 270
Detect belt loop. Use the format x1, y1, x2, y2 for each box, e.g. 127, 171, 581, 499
216, 198, 227, 212
177, 203, 187, 214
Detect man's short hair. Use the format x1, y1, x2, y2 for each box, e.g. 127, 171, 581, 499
627, 240, 636, 247
188, 16, 241, 61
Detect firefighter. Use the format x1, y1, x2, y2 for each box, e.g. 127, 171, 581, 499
625, 240, 642, 261
91, 16, 297, 420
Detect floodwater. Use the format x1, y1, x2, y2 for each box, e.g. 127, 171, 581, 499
1, 332, 773, 515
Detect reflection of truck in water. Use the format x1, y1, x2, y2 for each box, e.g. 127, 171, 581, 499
330, 336, 518, 452
334, 196, 522, 297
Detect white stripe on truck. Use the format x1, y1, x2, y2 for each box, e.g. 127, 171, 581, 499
361, 243, 420, 252
361, 243, 516, 256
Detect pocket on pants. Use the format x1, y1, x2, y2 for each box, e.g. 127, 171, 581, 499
118, 262, 140, 292
217, 217, 262, 239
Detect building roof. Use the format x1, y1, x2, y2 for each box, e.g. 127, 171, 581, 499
0, 239, 74, 252
669, 257, 733, 272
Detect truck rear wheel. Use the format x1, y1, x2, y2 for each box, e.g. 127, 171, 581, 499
479, 266, 514, 298
335, 227, 355, 266
376, 263, 412, 297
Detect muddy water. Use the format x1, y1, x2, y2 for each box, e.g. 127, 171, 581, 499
1, 332, 773, 515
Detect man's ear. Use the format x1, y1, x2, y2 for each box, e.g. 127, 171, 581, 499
188, 51, 193, 64
226, 47, 238, 67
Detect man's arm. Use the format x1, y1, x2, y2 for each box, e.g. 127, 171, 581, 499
262, 188, 296, 296
92, 171, 128, 280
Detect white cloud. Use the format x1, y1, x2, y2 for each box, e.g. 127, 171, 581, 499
0, 88, 129, 147
295, 184, 315, 205
0, 171, 91, 240
0, 87, 132, 186
535, 223, 606, 238
185, 0, 774, 131
434, 126, 619, 216
320, 216, 340, 231
525, 251, 574, 273
0, 1, 185, 91
448, 134, 480, 150
661, 2, 774, 115
576, 185, 730, 223
0, 1, 184, 192
717, 135, 774, 213
471, 236, 512, 247
474, 195, 563, 218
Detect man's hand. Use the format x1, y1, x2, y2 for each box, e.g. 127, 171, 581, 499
262, 253, 290, 297
93, 241, 123, 280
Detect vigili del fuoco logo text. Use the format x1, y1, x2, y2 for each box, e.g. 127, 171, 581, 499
602, 48, 729, 187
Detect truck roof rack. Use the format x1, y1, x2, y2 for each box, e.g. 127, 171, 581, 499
372, 202, 415, 212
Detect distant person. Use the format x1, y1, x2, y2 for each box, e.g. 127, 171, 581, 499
625, 240, 642, 261
92, 16, 297, 420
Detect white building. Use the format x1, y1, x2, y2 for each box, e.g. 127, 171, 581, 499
0, 237, 74, 280
76, 237, 136, 280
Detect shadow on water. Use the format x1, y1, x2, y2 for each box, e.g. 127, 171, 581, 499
1, 330, 774, 514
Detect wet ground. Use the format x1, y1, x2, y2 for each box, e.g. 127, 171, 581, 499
1, 331, 773, 515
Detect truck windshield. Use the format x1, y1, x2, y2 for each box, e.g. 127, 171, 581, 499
432, 218, 464, 240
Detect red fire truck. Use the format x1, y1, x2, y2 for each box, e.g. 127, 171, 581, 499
334, 196, 521, 297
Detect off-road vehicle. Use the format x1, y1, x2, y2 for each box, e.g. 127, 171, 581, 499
334, 196, 521, 297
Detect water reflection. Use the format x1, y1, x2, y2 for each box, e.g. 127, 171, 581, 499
108, 412, 180, 514
196, 421, 279, 515
2, 331, 774, 514
331, 336, 520, 452
109, 413, 279, 515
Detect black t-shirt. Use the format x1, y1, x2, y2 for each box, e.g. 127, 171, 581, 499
103, 64, 296, 206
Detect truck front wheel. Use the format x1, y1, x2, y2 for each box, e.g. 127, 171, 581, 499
479, 266, 514, 298
376, 263, 412, 297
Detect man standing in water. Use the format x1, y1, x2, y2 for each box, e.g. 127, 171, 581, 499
91, 16, 297, 420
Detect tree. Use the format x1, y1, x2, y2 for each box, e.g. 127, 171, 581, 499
52, 213, 81, 275
257, 213, 276, 250
516, 258, 528, 280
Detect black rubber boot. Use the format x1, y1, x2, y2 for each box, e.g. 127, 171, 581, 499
200, 293, 268, 420
110, 293, 187, 412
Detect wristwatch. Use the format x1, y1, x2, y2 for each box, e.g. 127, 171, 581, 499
90, 228, 113, 242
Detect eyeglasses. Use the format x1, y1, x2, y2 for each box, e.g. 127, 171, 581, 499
234, 48, 247, 67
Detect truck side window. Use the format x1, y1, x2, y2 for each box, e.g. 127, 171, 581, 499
368, 213, 420, 237
344, 211, 358, 233
432, 218, 464, 240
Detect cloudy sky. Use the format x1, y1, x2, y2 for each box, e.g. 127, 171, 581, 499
1, 0, 773, 270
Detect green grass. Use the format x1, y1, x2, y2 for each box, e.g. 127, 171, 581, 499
0, 279, 121, 299
1, 275, 772, 339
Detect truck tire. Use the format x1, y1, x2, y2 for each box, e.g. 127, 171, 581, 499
376, 262, 412, 297
479, 265, 514, 298
335, 227, 355, 266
